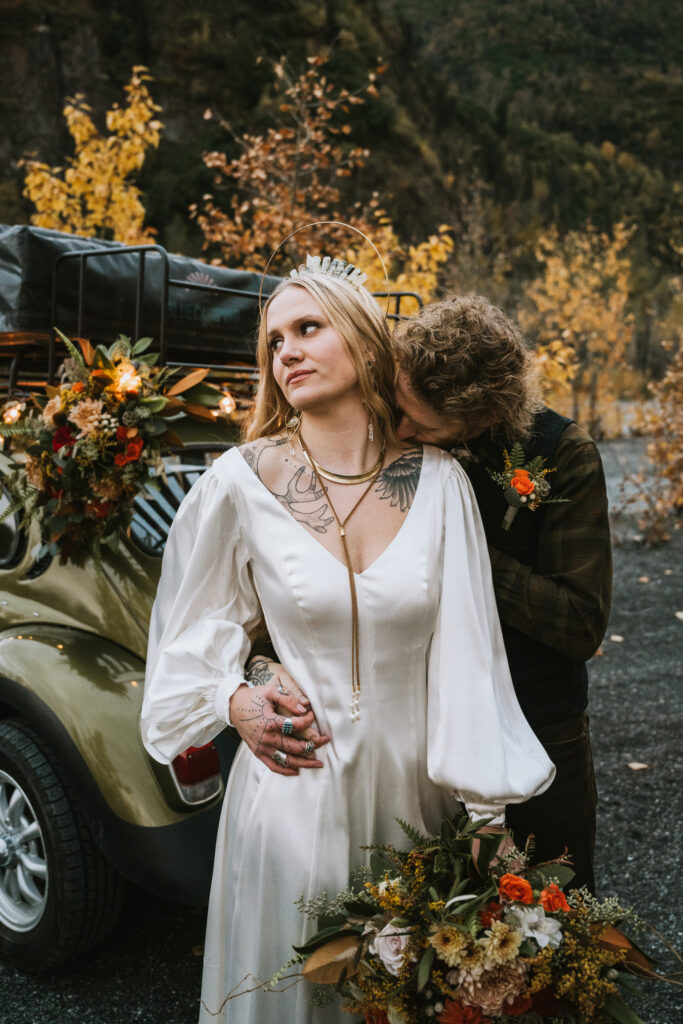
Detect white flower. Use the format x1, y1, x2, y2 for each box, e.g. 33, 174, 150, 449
369, 921, 411, 976
504, 904, 563, 949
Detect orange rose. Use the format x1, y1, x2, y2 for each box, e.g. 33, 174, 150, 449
72, 381, 84, 393
510, 469, 535, 496
498, 873, 534, 904
539, 883, 570, 913
114, 436, 144, 467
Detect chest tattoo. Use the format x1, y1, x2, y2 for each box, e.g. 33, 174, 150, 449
374, 448, 423, 513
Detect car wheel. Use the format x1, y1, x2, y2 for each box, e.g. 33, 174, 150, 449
0, 719, 125, 971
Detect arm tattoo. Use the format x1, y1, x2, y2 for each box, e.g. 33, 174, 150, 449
375, 448, 423, 513
246, 658, 274, 687
239, 438, 334, 534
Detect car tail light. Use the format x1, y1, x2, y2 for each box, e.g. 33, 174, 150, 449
171, 742, 222, 805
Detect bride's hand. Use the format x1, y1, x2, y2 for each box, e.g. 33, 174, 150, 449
229, 678, 330, 777
245, 657, 324, 748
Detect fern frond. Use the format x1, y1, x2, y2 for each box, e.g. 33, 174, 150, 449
55, 327, 85, 367
396, 818, 430, 846
508, 441, 525, 468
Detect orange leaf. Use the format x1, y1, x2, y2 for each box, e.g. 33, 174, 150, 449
302, 935, 361, 985
596, 925, 654, 978
76, 337, 95, 365
182, 402, 219, 422
165, 367, 209, 396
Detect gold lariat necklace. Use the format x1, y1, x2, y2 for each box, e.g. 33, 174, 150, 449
297, 429, 385, 722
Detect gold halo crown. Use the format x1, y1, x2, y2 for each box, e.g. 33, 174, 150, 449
289, 254, 368, 288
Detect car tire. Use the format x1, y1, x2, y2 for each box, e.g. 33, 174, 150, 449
0, 718, 125, 971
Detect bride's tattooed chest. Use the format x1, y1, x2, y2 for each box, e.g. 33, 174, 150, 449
238, 441, 423, 534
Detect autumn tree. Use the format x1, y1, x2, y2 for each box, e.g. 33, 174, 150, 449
191, 56, 453, 306
519, 222, 634, 437
21, 66, 162, 245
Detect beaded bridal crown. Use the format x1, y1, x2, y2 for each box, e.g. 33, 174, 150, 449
289, 253, 368, 288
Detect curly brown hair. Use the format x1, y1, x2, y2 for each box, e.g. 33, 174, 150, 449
391, 294, 543, 440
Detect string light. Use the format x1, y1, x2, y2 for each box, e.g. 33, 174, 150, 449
2, 402, 23, 424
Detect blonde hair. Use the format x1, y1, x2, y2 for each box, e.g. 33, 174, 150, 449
245, 275, 398, 444
391, 294, 543, 441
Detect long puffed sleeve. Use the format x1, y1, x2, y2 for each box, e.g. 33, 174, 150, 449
141, 463, 262, 764
428, 458, 555, 822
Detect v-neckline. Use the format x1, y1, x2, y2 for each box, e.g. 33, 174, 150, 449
232, 445, 429, 578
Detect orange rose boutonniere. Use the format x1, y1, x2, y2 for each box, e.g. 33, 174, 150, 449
487, 442, 569, 530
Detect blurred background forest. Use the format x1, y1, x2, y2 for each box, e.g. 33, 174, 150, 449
2, 0, 682, 513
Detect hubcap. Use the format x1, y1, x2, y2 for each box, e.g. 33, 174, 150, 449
0, 770, 48, 931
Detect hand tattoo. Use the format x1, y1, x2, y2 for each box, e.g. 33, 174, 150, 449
246, 658, 274, 687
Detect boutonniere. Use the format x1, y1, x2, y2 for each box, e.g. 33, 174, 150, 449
487, 441, 569, 530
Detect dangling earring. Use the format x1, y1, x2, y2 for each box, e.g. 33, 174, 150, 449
286, 412, 301, 452
368, 416, 374, 443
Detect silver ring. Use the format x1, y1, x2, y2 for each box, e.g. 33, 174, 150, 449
282, 718, 294, 736
277, 683, 290, 695
303, 739, 315, 755
272, 750, 288, 767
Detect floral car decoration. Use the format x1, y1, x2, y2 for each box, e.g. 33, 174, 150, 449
0, 330, 233, 565
486, 442, 569, 530
267, 816, 674, 1024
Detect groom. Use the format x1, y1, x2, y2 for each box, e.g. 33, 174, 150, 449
390, 294, 612, 891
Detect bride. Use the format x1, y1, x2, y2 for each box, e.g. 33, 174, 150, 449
141, 257, 554, 1023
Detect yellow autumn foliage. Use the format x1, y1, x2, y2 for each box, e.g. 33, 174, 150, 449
520, 221, 634, 436
192, 56, 453, 306
21, 66, 162, 245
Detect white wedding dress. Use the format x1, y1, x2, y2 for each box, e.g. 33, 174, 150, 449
141, 445, 554, 1024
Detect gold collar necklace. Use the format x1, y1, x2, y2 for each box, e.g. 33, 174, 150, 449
296, 428, 386, 485
297, 430, 385, 723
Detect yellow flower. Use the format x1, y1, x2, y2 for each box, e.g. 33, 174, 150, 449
429, 925, 471, 968
480, 920, 522, 967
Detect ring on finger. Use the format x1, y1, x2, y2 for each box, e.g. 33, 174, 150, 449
277, 683, 290, 696
303, 739, 315, 755
281, 718, 294, 736
272, 750, 288, 767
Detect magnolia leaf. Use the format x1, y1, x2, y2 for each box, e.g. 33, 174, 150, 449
292, 917, 351, 955
417, 945, 435, 992
179, 381, 221, 407
45, 385, 60, 399
93, 347, 115, 371
141, 396, 167, 413
159, 429, 184, 448
597, 926, 654, 978
182, 401, 218, 422
132, 336, 154, 356
603, 993, 646, 1024
525, 862, 575, 889
77, 337, 95, 365
165, 367, 209, 396
302, 934, 361, 984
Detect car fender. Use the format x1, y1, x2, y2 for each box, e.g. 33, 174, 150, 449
0, 623, 186, 828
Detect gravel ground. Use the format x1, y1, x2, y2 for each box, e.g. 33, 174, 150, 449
1, 439, 681, 1024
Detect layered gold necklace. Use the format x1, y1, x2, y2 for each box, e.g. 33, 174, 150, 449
297, 428, 385, 722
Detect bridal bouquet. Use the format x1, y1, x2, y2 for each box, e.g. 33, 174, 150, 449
290, 816, 666, 1024
0, 330, 231, 565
